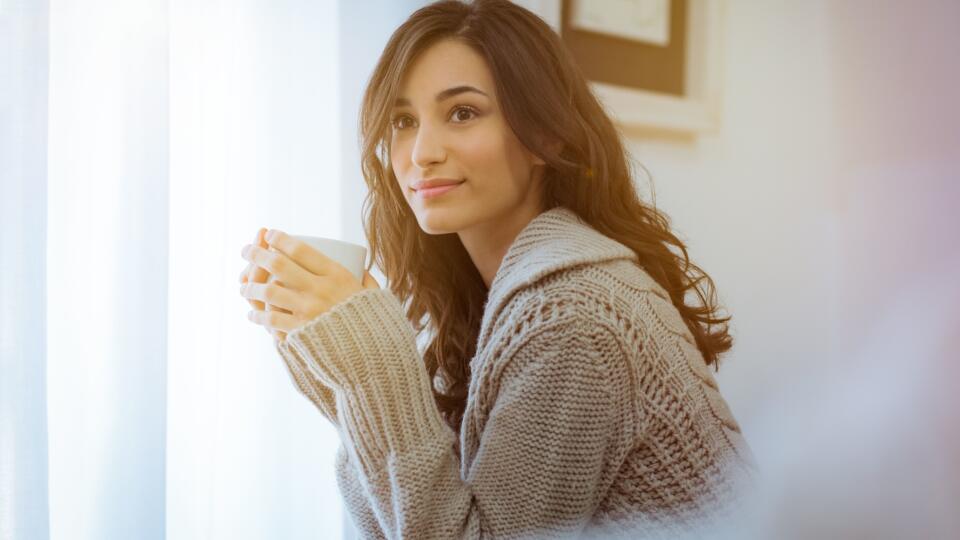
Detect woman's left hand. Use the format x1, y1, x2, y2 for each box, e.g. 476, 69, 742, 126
239, 229, 380, 339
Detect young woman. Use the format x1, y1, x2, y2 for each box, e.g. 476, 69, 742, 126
239, 0, 756, 537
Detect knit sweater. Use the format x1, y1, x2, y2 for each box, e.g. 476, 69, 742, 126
274, 206, 757, 539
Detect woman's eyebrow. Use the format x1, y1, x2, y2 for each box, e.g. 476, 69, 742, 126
394, 85, 488, 107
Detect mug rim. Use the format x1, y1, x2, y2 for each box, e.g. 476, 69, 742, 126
291, 234, 366, 252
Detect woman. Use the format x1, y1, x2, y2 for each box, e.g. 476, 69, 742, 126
238, 0, 756, 537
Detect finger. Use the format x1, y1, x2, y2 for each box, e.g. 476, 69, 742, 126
247, 307, 301, 333
266, 273, 292, 299
246, 228, 268, 310
266, 302, 291, 340
242, 281, 306, 315
238, 229, 263, 284
263, 229, 342, 281
265, 278, 294, 316
250, 302, 292, 339
257, 315, 290, 339
252, 227, 270, 282
362, 270, 380, 290
266, 294, 293, 315
242, 264, 265, 311
244, 229, 264, 309
242, 242, 316, 294
246, 295, 264, 311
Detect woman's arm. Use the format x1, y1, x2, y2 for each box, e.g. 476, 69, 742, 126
284, 288, 635, 539
335, 442, 388, 540
275, 338, 339, 424
275, 339, 388, 539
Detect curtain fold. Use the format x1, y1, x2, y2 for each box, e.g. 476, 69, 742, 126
0, 1, 50, 539
3, 1, 350, 539
45, 0, 169, 538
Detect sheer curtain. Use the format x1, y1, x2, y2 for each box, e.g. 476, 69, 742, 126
1, 1, 50, 538
166, 0, 346, 538
1, 0, 419, 539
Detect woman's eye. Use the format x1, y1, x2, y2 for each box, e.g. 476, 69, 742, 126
450, 106, 478, 123
391, 115, 414, 131
390, 106, 478, 132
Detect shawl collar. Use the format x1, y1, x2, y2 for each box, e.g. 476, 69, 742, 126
477, 206, 638, 351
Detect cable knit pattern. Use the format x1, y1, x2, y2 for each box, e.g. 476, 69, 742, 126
275, 206, 757, 539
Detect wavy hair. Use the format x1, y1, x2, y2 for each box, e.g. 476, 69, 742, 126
358, 0, 733, 433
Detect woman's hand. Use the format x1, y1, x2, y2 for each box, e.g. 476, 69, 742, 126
239, 229, 380, 341
238, 227, 292, 341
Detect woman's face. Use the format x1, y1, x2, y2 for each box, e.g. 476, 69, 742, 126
389, 38, 546, 235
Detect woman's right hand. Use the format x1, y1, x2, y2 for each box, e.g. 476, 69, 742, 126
239, 227, 290, 342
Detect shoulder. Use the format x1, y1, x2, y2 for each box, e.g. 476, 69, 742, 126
485, 257, 696, 370
495, 259, 701, 377
562, 258, 698, 346
494, 268, 639, 380
513, 258, 678, 327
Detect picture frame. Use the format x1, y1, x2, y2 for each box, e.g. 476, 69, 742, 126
511, 0, 725, 135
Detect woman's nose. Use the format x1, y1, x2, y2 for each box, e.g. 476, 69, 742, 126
411, 123, 446, 168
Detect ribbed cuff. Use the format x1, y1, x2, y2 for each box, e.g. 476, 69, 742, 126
274, 338, 339, 424
285, 289, 452, 474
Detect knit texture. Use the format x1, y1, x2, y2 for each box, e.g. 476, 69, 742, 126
275, 206, 757, 539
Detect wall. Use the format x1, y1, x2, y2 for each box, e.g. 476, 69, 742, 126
625, 1, 959, 536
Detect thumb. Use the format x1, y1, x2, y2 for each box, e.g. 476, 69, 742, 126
361, 270, 381, 290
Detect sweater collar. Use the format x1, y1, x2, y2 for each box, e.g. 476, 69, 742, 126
477, 206, 638, 349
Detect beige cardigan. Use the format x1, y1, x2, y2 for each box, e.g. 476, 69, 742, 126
275, 206, 756, 539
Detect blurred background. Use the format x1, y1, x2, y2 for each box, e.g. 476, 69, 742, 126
1, 0, 958, 539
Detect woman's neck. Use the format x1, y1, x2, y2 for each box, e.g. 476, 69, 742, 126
457, 200, 546, 290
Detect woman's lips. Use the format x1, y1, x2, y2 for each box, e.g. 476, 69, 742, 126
415, 182, 464, 199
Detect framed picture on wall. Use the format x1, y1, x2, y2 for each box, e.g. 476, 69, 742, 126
512, 0, 725, 135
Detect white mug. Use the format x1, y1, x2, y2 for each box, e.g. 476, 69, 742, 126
267, 235, 367, 284
263, 235, 367, 324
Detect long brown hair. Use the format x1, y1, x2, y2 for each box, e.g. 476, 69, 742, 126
358, 0, 732, 433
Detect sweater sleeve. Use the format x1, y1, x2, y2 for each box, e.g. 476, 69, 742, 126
275, 337, 338, 424
335, 442, 388, 540
275, 337, 389, 539
284, 288, 635, 539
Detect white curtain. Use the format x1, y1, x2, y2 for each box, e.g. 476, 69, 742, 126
1, 1, 50, 538
0, 0, 422, 538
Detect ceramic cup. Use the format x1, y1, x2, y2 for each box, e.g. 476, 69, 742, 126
263, 235, 367, 329
268, 235, 367, 283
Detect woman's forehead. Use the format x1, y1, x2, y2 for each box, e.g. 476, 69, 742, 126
396, 40, 495, 103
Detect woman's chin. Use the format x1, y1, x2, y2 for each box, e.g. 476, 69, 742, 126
416, 210, 463, 235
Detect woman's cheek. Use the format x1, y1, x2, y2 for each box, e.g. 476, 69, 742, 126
458, 130, 496, 167
389, 152, 408, 187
